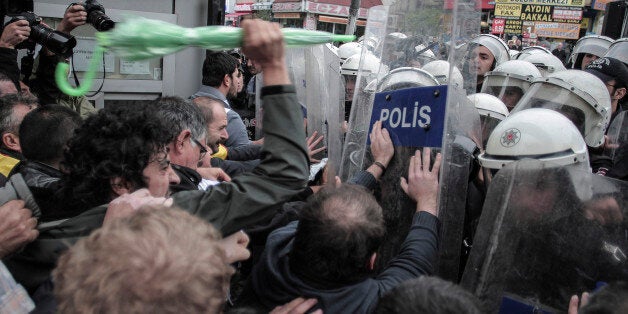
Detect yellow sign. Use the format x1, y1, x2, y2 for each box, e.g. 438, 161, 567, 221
495, 4, 522, 17
520, 4, 552, 21
580, 17, 589, 29
495, 0, 585, 7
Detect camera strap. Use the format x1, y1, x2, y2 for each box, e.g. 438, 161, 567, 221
19, 48, 35, 85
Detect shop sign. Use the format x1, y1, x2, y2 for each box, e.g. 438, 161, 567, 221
306, 2, 369, 19
494, 4, 582, 24
495, 0, 584, 7
272, 2, 303, 12
235, 3, 253, 11
534, 22, 580, 39
593, 0, 614, 10
492, 18, 506, 34
495, 4, 522, 18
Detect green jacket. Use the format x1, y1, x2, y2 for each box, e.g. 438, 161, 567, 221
3, 86, 309, 292
173, 86, 309, 235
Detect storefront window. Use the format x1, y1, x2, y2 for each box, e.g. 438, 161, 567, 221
317, 21, 347, 35
279, 18, 303, 28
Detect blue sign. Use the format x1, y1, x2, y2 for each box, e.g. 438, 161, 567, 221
367, 85, 447, 148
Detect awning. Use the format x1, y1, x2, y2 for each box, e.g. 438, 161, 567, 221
318, 15, 348, 24
225, 12, 250, 19
274, 12, 302, 19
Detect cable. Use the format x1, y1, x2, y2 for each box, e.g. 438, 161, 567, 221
70, 48, 105, 97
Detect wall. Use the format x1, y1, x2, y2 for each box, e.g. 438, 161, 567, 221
35, 0, 207, 98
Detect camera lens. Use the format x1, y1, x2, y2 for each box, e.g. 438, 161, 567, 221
29, 24, 76, 57
87, 10, 114, 32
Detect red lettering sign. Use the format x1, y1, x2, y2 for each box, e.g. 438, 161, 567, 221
492, 18, 506, 34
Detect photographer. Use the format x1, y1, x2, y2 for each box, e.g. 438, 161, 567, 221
0, 2, 97, 117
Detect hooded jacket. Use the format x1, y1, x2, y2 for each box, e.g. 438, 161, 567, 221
247, 211, 440, 313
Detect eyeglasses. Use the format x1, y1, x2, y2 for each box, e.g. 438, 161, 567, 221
191, 138, 208, 160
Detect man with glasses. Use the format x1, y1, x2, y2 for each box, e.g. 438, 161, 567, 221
585, 57, 628, 118
585, 57, 628, 180
153, 96, 215, 192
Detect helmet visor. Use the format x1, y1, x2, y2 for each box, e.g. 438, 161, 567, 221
481, 74, 531, 110
480, 115, 503, 147
513, 82, 598, 140
605, 41, 628, 65
377, 68, 438, 92
573, 37, 612, 58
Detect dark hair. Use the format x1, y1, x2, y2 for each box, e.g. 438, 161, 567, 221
289, 184, 385, 285
19, 105, 82, 165
0, 72, 18, 96
153, 96, 206, 143
375, 276, 483, 314
580, 282, 628, 314
62, 104, 171, 210
0, 93, 38, 139
202, 52, 239, 87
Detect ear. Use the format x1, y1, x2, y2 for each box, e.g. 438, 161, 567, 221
613, 87, 626, 101
173, 130, 192, 154
367, 253, 377, 271
110, 177, 132, 196
223, 73, 231, 88
2, 133, 20, 152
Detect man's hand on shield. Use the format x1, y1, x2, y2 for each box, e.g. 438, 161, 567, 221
400, 148, 442, 216
367, 121, 393, 179
306, 131, 326, 163
568, 292, 589, 314
370, 121, 393, 165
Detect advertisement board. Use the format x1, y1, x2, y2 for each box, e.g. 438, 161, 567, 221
494, 0, 585, 7
534, 21, 580, 38
492, 18, 506, 34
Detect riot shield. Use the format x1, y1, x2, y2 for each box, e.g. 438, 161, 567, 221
322, 44, 344, 180
338, 1, 482, 279
603, 111, 628, 179
254, 72, 264, 139
461, 159, 628, 313
292, 44, 344, 184
285, 47, 308, 106
305, 45, 326, 140
437, 89, 482, 282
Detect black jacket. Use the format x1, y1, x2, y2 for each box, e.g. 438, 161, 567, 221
9, 161, 66, 222
245, 212, 440, 313
170, 164, 202, 192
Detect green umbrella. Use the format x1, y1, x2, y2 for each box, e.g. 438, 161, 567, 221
57, 17, 356, 97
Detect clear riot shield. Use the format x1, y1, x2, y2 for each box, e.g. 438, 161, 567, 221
254, 72, 264, 139
305, 45, 327, 162
322, 44, 344, 180
339, 1, 481, 278
286, 48, 307, 106
461, 159, 628, 313
603, 111, 628, 179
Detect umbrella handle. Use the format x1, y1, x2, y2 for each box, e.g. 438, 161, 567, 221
55, 46, 105, 97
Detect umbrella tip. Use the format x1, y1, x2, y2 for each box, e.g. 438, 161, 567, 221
331, 35, 356, 43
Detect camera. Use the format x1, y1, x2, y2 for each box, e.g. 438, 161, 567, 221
81, 0, 114, 32
7, 12, 76, 57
